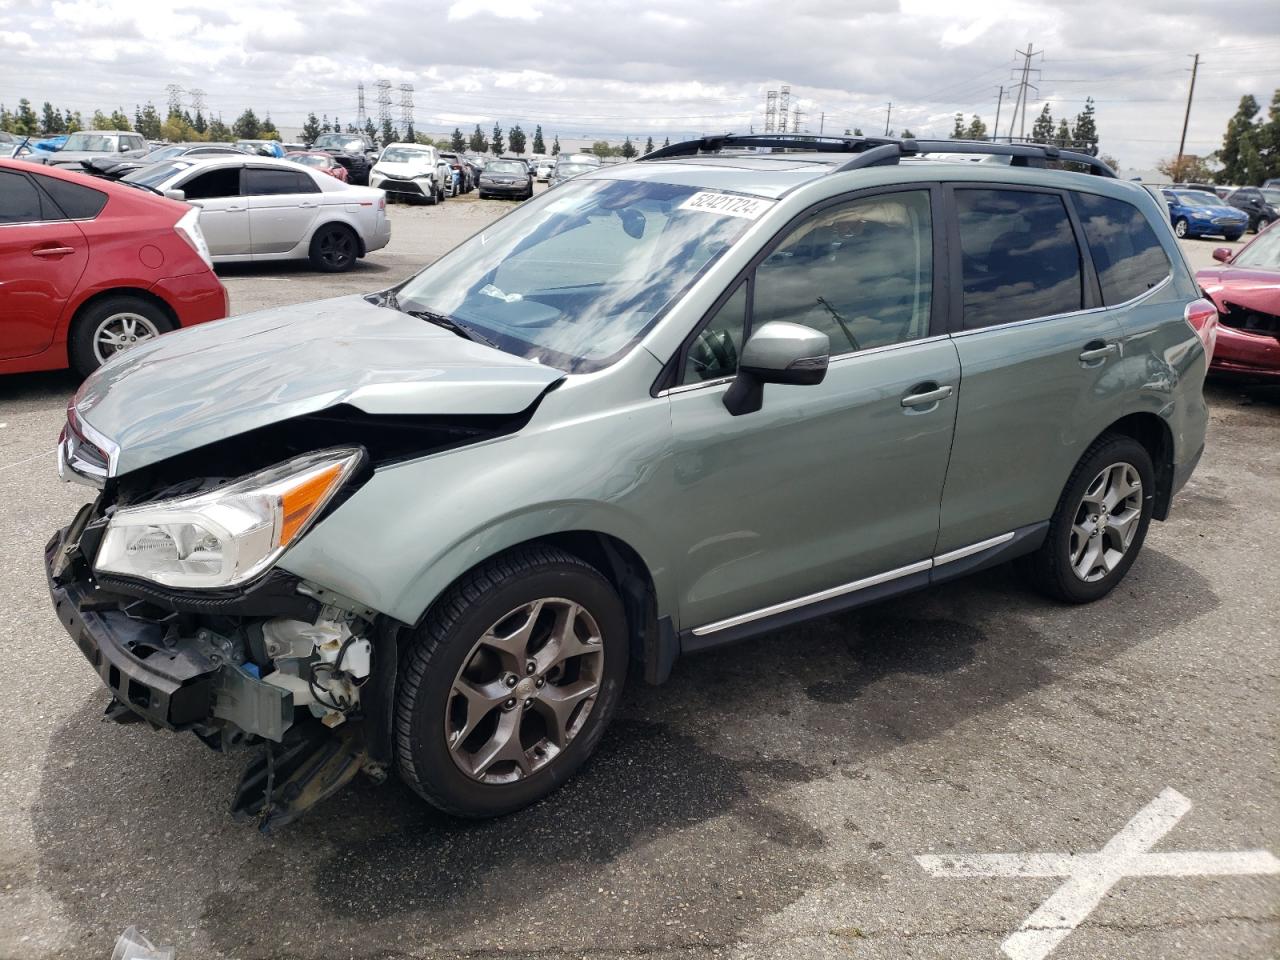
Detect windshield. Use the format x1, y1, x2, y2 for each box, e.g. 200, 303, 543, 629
554, 164, 593, 179
1172, 191, 1218, 207
380, 147, 432, 164
63, 133, 116, 152
313, 134, 363, 151
396, 179, 756, 372
123, 159, 194, 187
484, 160, 526, 174
293, 154, 327, 167
140, 145, 186, 163
1233, 228, 1280, 271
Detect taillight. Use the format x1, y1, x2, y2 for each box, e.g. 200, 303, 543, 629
378, 196, 386, 212
174, 206, 213, 270
1185, 298, 1219, 362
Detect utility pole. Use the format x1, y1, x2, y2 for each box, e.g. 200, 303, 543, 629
1176, 53, 1200, 176
993, 86, 1004, 142
819, 111, 824, 135
1008, 43, 1042, 142
884, 102, 892, 136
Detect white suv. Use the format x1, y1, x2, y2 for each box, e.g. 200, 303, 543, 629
370, 143, 452, 204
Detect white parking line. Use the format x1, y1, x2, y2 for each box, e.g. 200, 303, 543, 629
0, 448, 55, 473
916, 788, 1280, 960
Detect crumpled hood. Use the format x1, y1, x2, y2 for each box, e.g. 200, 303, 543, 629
73, 295, 564, 475
1196, 266, 1280, 314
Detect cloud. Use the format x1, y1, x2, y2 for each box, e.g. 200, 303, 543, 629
447, 0, 541, 22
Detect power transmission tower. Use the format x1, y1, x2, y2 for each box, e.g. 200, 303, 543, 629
764, 89, 777, 133
188, 88, 206, 115
165, 84, 184, 116
1176, 53, 1200, 175
1007, 43, 1042, 142
398, 83, 414, 133
791, 107, 804, 133
778, 85, 790, 136
375, 80, 393, 131
355, 83, 367, 127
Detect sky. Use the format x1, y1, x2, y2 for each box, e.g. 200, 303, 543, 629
1, 0, 1278, 169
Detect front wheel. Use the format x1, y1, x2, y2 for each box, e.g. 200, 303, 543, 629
395, 546, 629, 818
1174, 218, 1189, 238
1257, 217, 1272, 234
69, 295, 174, 377
1023, 434, 1155, 604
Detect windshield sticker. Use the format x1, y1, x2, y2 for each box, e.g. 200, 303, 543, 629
678, 192, 775, 220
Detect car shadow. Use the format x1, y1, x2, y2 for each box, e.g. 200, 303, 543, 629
0, 368, 80, 405
214, 258, 397, 279
33, 548, 1218, 956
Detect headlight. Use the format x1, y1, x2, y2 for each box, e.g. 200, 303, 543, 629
95, 447, 363, 589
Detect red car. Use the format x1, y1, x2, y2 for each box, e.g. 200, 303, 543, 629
1197, 220, 1280, 381
0, 159, 227, 377
285, 151, 350, 182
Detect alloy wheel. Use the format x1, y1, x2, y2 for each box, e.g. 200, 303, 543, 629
93, 312, 161, 364
319, 229, 355, 268
1069, 462, 1143, 582
445, 598, 604, 784
1174, 219, 1188, 238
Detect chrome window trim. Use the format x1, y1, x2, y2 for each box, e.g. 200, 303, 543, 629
691, 530, 1017, 636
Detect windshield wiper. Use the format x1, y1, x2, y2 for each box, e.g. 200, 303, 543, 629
120, 180, 164, 196
400, 304, 499, 349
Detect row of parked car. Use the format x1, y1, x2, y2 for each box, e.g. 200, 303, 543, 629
1144, 181, 1280, 241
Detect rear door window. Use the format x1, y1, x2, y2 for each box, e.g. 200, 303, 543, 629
955, 189, 1084, 329
1073, 192, 1172, 305
0, 169, 45, 223
34, 174, 108, 220
180, 167, 243, 200
244, 168, 319, 195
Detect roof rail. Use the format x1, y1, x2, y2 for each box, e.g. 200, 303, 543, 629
637, 133, 1117, 178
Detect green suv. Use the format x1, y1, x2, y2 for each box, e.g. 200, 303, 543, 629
48, 135, 1213, 826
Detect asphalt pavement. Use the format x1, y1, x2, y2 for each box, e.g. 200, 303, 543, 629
0, 191, 1275, 960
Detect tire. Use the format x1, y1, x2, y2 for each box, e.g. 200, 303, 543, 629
1023, 433, 1155, 604
1225, 230, 1244, 242
1257, 217, 1272, 234
395, 545, 629, 818
477, 191, 488, 199
69, 294, 174, 378
1174, 218, 1189, 238
308, 224, 359, 272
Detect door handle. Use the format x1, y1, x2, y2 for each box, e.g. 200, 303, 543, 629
1079, 341, 1118, 363
901, 384, 954, 407
32, 245, 75, 257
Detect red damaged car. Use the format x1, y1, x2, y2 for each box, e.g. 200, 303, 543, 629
0, 159, 228, 377
285, 151, 350, 182
1197, 220, 1280, 381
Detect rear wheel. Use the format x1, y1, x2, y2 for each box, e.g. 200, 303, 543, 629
308, 224, 359, 272
1174, 218, 1189, 238
1023, 434, 1155, 604
395, 545, 628, 818
1258, 216, 1273, 234
69, 295, 173, 377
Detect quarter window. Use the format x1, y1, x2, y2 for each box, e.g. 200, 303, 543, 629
0, 170, 44, 223
1074, 192, 1171, 305
35, 174, 108, 220
753, 190, 934, 353
956, 189, 1083, 329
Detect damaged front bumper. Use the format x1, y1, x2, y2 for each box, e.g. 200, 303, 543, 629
45, 502, 398, 829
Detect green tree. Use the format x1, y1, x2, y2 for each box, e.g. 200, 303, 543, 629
135, 102, 162, 138
662, 136, 670, 147
207, 115, 231, 140
259, 114, 280, 140
551, 135, 560, 155
65, 110, 82, 133
508, 123, 526, 154
644, 135, 654, 154
0, 104, 12, 133
380, 117, 395, 145
363, 117, 377, 141
1031, 104, 1054, 144
93, 109, 112, 130
490, 123, 505, 155
532, 125, 545, 154
161, 113, 200, 142
621, 135, 636, 158
1255, 88, 1280, 180
193, 109, 207, 134
232, 108, 260, 139
451, 127, 466, 151
108, 109, 132, 131
469, 124, 488, 152
950, 113, 965, 138
1099, 153, 1121, 172
1071, 97, 1098, 152
302, 112, 322, 144
1216, 94, 1261, 184
332, 116, 340, 134
13, 98, 39, 135
964, 115, 988, 141
40, 101, 65, 135
591, 140, 613, 158
1055, 118, 1071, 147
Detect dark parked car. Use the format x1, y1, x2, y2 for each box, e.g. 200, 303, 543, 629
477, 157, 533, 199
1197, 221, 1280, 381
310, 133, 378, 185
84, 143, 243, 180
1225, 186, 1278, 234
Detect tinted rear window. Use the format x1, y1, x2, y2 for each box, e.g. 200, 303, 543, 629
36, 174, 108, 220
244, 168, 318, 195
0, 169, 43, 223
956, 189, 1083, 329
1074, 192, 1171, 305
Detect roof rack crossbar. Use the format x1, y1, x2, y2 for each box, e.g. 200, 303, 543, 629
638, 133, 1116, 178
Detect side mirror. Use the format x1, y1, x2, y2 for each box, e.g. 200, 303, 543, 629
163, 188, 186, 201
1212, 247, 1233, 263
723, 321, 829, 417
